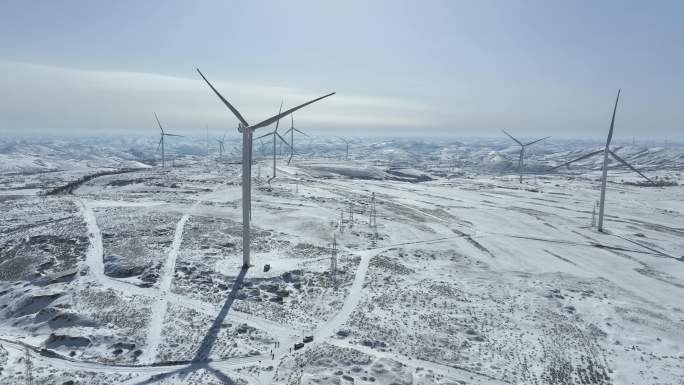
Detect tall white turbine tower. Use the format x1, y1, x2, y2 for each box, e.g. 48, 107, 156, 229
547, 90, 656, 232
284, 113, 309, 165
154, 112, 184, 168
502, 130, 550, 183
216, 133, 226, 159
338, 137, 350, 161
255, 101, 291, 180
197, 68, 334, 267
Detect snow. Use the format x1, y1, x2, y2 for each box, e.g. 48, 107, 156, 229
1, 137, 683, 384
141, 213, 190, 364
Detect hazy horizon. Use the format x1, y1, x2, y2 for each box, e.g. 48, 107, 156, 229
1, 1, 683, 140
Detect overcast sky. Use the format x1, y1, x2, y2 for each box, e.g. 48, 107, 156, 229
0, 0, 682, 140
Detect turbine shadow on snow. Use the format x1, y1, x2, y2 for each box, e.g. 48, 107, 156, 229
130, 267, 248, 385
128, 362, 237, 385
206, 366, 238, 384
193, 266, 248, 361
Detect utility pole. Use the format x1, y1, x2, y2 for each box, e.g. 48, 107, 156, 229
369, 192, 377, 228
348, 203, 354, 228
591, 202, 597, 228
339, 209, 345, 233
24, 347, 33, 385
331, 234, 338, 285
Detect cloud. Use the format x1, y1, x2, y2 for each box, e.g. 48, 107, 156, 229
0, 60, 433, 135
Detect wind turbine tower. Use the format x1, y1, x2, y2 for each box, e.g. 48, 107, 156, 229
502, 129, 550, 183
154, 113, 184, 168
197, 68, 334, 267
216, 133, 226, 159
546, 90, 656, 232
255, 101, 290, 181
285, 113, 309, 165
339, 137, 350, 160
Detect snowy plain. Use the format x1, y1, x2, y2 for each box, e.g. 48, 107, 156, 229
0, 136, 682, 385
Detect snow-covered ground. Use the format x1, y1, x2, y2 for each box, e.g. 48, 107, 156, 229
1, 137, 682, 384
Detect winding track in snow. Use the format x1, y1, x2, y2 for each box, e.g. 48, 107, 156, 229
49, 203, 491, 384
327, 339, 511, 385
9, 214, 503, 385
72, 178, 301, 383
47, 173, 509, 384
140, 212, 190, 364
0, 337, 259, 374
78, 177, 299, 361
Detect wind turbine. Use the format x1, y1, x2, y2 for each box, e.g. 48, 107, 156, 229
154, 112, 184, 168
546, 89, 656, 232
196, 68, 334, 267
284, 113, 309, 165
216, 133, 226, 159
255, 101, 291, 180
502, 129, 550, 183
338, 137, 350, 161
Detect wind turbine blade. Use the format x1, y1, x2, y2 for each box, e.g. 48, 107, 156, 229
164, 133, 184, 137
545, 149, 604, 172
216, 139, 222, 144
156, 138, 162, 153
294, 128, 309, 137
250, 92, 335, 130
274, 100, 283, 132
276, 133, 291, 148
502, 129, 522, 146
605, 89, 621, 148
255, 131, 275, 140
154, 112, 164, 133
524, 136, 551, 146
338, 137, 349, 144
196, 68, 250, 127
222, 133, 226, 142
283, 128, 294, 135
609, 150, 656, 185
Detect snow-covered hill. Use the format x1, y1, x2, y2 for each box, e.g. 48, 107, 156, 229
1, 135, 683, 384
